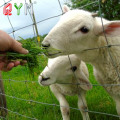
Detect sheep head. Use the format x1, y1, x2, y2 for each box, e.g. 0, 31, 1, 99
38, 54, 92, 91
38, 55, 80, 86
42, 5, 120, 59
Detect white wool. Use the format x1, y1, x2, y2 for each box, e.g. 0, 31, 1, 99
42, 5, 120, 116
38, 54, 92, 120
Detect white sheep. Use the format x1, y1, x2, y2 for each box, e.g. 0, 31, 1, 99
38, 54, 92, 120
42, 5, 120, 117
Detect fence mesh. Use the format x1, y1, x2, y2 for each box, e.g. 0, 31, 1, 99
0, 0, 120, 120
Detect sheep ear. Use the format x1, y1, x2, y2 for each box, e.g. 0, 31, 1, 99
92, 13, 98, 17
78, 78, 92, 91
62, 5, 70, 13
77, 71, 92, 91
96, 21, 120, 37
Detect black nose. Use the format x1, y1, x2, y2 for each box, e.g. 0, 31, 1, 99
42, 77, 50, 81
42, 43, 50, 48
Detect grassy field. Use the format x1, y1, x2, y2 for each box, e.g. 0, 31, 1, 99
1, 55, 119, 120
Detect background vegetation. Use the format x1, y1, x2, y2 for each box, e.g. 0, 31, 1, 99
68, 0, 120, 20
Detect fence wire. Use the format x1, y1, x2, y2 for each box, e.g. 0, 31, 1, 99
0, 0, 120, 120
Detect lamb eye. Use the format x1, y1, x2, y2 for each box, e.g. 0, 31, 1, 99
71, 66, 77, 72
80, 26, 89, 33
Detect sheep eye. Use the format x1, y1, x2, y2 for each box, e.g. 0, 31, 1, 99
71, 66, 77, 72
80, 26, 89, 33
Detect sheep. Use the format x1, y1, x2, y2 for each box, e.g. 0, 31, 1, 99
41, 5, 120, 117
38, 54, 92, 120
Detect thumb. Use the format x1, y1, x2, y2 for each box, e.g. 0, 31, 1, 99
11, 40, 29, 54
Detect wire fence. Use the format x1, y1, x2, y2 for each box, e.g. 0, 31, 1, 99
0, 0, 120, 120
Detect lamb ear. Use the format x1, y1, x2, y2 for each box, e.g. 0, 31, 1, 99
92, 13, 98, 17
77, 72, 92, 91
78, 78, 92, 91
62, 5, 70, 13
96, 21, 120, 37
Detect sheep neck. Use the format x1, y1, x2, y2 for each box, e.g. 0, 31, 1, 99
77, 36, 120, 96
55, 77, 82, 96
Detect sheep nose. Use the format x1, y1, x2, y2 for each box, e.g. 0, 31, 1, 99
42, 43, 50, 48
42, 77, 50, 81
38, 76, 50, 84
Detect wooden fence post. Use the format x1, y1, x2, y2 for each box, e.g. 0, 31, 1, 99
0, 72, 7, 117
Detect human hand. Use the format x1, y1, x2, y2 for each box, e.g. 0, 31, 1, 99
0, 30, 28, 71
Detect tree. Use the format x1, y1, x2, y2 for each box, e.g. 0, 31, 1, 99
67, 0, 120, 20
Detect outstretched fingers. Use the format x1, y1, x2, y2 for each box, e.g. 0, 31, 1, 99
11, 40, 29, 54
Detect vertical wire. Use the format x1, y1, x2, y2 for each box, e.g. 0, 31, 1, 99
98, 1, 120, 82
8, 78, 18, 119
20, 0, 39, 119
24, 1, 57, 119
3, 0, 18, 119
57, 0, 64, 14
68, 55, 88, 120
57, 1, 88, 119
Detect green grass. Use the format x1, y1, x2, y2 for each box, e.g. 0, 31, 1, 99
1, 56, 118, 120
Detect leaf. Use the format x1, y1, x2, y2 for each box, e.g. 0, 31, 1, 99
102, 0, 106, 3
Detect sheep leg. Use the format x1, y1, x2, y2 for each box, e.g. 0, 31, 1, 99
78, 91, 90, 120
50, 86, 70, 120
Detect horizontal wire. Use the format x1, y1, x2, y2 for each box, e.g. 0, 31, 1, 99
79, 1, 99, 9
70, 107, 120, 118
2, 78, 120, 87
0, 92, 57, 106
4, 1, 98, 36
8, 14, 62, 35
83, 44, 120, 51
0, 107, 37, 120
0, 115, 6, 119
0, 0, 12, 8
0, 93, 120, 118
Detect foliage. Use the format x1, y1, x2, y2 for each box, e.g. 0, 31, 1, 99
67, 0, 120, 20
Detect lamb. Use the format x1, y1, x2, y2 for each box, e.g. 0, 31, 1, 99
41, 5, 120, 116
38, 54, 92, 120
